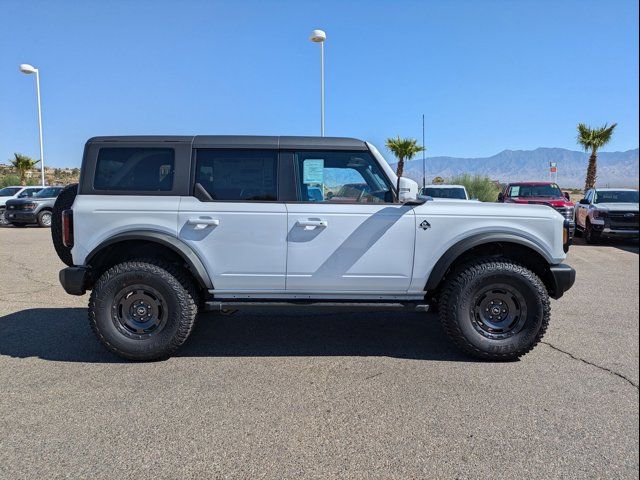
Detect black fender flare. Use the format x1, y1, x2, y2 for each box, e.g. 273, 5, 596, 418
425, 232, 554, 291
85, 230, 213, 289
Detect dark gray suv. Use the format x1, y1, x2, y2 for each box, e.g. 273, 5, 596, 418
4, 186, 64, 227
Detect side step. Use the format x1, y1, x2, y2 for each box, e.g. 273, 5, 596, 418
204, 301, 430, 313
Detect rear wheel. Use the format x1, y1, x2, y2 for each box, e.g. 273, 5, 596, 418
89, 259, 199, 361
37, 210, 52, 227
0, 208, 7, 226
439, 259, 550, 361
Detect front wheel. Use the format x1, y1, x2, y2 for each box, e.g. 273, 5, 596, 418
585, 220, 601, 244
439, 260, 550, 361
37, 210, 52, 227
89, 260, 199, 361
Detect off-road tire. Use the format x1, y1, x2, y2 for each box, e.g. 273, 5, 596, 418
439, 259, 550, 361
0, 208, 7, 226
37, 210, 53, 228
89, 259, 199, 361
585, 219, 601, 244
51, 183, 77, 266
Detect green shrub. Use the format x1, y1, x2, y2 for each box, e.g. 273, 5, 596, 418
0, 174, 21, 187
449, 173, 500, 202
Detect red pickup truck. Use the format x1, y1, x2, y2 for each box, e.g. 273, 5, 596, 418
498, 182, 575, 238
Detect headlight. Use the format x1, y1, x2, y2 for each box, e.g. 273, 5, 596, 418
592, 210, 608, 219
23, 202, 37, 211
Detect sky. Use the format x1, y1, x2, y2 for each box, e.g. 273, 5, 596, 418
1, 0, 638, 167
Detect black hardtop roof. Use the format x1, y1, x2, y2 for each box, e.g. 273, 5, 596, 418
87, 135, 368, 150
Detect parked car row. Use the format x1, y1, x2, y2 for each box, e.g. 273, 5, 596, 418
420, 180, 639, 244
0, 185, 64, 227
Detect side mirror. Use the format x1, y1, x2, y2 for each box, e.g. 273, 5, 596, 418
579, 198, 589, 205
398, 177, 419, 203
563, 192, 570, 201
497, 192, 505, 202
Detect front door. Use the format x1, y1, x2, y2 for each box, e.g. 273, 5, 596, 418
178, 148, 287, 293
285, 150, 416, 294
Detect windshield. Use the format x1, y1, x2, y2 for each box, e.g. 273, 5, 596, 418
0, 187, 21, 197
594, 190, 639, 204
422, 187, 466, 199
34, 187, 62, 198
509, 184, 562, 197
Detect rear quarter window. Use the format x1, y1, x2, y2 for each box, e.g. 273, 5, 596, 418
94, 148, 175, 192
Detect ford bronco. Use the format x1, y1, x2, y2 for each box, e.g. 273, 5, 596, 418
53, 136, 575, 361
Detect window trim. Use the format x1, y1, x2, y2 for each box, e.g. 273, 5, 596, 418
289, 149, 397, 205
191, 148, 281, 203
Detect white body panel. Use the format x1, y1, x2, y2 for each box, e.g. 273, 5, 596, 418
71, 195, 180, 265
409, 201, 566, 293
285, 203, 415, 293
177, 197, 287, 292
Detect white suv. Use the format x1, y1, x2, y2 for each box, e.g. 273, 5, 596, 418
53, 136, 575, 361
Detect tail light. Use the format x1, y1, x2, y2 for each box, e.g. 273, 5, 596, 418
62, 209, 74, 248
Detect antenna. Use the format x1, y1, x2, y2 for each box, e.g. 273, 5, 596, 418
422, 114, 426, 189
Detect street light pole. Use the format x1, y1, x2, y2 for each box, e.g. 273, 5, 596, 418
19, 64, 46, 186
309, 29, 326, 137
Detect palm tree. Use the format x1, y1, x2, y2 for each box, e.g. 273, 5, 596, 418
9, 153, 40, 186
577, 123, 617, 192
385, 136, 425, 197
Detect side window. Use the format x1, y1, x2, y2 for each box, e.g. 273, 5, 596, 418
195, 149, 278, 201
94, 148, 175, 191
294, 151, 393, 203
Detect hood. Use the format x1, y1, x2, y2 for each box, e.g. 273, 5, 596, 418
5, 197, 49, 206
507, 197, 573, 207
594, 202, 639, 212
414, 198, 562, 220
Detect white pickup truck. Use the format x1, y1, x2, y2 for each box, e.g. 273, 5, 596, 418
53, 136, 575, 361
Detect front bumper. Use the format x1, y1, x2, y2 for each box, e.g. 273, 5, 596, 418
549, 263, 576, 299
597, 226, 639, 238
59, 266, 90, 295
4, 211, 37, 223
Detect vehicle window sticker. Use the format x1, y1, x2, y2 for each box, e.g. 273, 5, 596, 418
303, 159, 324, 185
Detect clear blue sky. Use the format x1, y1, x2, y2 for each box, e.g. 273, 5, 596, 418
1, 0, 638, 167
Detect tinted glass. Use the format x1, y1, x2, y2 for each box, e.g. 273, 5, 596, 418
0, 187, 21, 196
34, 187, 63, 198
422, 187, 466, 199
594, 190, 639, 204
94, 148, 175, 191
195, 149, 277, 201
294, 151, 392, 203
508, 184, 562, 197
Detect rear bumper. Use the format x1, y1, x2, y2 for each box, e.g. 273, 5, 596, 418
549, 263, 576, 299
59, 266, 89, 295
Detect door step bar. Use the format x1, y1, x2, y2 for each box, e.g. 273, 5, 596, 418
204, 300, 430, 313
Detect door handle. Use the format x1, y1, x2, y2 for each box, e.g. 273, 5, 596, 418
296, 219, 328, 228
188, 218, 220, 230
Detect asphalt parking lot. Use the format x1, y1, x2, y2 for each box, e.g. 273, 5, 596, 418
0, 227, 638, 479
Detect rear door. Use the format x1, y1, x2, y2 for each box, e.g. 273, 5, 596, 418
178, 148, 288, 293
285, 150, 416, 294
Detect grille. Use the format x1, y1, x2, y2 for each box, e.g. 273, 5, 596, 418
607, 211, 639, 229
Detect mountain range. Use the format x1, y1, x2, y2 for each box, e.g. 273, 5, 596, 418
393, 147, 639, 188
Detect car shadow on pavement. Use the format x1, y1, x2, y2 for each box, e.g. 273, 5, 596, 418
0, 308, 471, 363
572, 236, 639, 254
